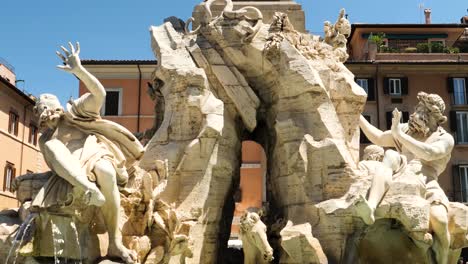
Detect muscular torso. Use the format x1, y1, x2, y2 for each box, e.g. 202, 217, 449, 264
54, 118, 89, 155
398, 126, 452, 180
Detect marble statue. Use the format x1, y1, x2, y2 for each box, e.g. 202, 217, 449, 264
3, 1, 468, 264
33, 42, 144, 263
322, 9, 351, 62
239, 212, 273, 264
357, 92, 454, 264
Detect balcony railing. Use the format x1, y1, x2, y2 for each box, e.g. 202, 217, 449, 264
0, 57, 15, 73
350, 39, 468, 62
375, 40, 468, 54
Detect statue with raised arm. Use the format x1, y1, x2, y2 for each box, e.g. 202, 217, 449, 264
33, 42, 144, 263
356, 92, 454, 264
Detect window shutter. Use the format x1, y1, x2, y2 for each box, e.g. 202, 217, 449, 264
3, 165, 7, 192
383, 78, 389, 94
386, 111, 392, 129
401, 77, 409, 95
367, 78, 375, 101
453, 165, 461, 202
8, 113, 12, 134
447, 77, 454, 93
14, 115, 19, 136
449, 111, 457, 132
402, 111, 410, 123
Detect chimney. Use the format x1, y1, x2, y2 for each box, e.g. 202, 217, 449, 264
424, 8, 432, 24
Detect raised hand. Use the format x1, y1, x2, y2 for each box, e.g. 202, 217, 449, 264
391, 108, 403, 137
56, 42, 82, 74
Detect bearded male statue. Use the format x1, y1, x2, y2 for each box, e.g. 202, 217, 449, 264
356, 92, 454, 264
33, 42, 144, 263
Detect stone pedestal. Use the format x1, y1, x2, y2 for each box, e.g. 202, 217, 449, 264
192, 1, 306, 33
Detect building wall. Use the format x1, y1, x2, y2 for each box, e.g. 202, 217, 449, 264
79, 78, 154, 134
231, 141, 266, 236
80, 64, 156, 135
0, 64, 16, 85
0, 81, 46, 209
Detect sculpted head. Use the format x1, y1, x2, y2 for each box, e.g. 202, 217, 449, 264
240, 212, 274, 262
34, 94, 64, 129
363, 145, 384, 162
408, 92, 447, 135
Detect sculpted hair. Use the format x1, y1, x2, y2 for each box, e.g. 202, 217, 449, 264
417, 92, 447, 125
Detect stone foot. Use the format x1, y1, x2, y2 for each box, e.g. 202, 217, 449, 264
409, 232, 433, 250
355, 195, 375, 225
108, 241, 137, 264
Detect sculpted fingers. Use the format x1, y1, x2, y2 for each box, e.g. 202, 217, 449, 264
56, 65, 72, 72
56, 51, 66, 62
76, 42, 80, 54
60, 46, 70, 56
392, 108, 402, 122
68, 42, 75, 54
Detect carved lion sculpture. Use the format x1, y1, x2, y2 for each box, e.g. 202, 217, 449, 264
239, 212, 274, 264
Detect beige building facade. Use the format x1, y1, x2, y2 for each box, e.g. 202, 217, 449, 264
0, 62, 46, 209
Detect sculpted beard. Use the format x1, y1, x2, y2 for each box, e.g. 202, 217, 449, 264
408, 112, 431, 136
38, 108, 62, 128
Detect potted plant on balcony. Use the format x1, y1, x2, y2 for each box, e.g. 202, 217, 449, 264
368, 32, 386, 60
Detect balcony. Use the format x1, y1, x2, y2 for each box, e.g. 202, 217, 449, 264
375, 53, 468, 62
359, 39, 468, 63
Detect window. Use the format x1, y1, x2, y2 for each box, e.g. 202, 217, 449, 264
8, 111, 19, 136
29, 124, 38, 145
450, 78, 467, 105
356, 79, 368, 94
3, 162, 15, 192
457, 165, 468, 202
450, 111, 468, 144
383, 77, 408, 96
389, 78, 401, 95
356, 78, 375, 101
101, 89, 122, 116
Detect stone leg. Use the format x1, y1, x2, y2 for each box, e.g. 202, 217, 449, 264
94, 159, 136, 264
356, 149, 399, 225
42, 139, 105, 206
430, 204, 450, 264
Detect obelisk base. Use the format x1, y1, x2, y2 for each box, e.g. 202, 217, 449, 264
192, 1, 306, 33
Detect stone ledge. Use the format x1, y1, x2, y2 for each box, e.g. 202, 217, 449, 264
192, 1, 306, 32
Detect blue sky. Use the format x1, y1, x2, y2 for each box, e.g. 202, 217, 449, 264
1, 0, 466, 104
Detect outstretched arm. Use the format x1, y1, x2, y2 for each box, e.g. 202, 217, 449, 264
56, 42, 105, 113
359, 115, 395, 147
391, 109, 454, 161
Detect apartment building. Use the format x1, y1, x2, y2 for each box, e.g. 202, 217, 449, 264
0, 59, 46, 209
347, 12, 468, 202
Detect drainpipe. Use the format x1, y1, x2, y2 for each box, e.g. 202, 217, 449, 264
137, 64, 142, 133
375, 63, 381, 129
